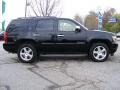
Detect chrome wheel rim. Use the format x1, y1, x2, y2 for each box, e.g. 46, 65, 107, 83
93, 46, 107, 61
20, 47, 33, 61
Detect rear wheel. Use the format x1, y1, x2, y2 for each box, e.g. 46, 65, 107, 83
89, 43, 109, 62
17, 44, 37, 63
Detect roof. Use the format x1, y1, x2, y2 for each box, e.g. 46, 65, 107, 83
17, 16, 58, 20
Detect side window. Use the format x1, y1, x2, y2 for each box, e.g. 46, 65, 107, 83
36, 20, 54, 31
58, 20, 77, 31
11, 20, 26, 26
6, 20, 26, 32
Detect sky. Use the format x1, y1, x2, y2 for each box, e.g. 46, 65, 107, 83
0, 0, 120, 29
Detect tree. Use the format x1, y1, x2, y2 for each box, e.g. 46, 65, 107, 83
89, 11, 96, 16
84, 11, 98, 30
114, 14, 120, 22
103, 8, 120, 33
27, 0, 62, 17
112, 14, 120, 33
74, 14, 83, 24
103, 8, 116, 29
111, 23, 120, 33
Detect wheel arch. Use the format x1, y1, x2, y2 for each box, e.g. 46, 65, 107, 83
88, 39, 111, 52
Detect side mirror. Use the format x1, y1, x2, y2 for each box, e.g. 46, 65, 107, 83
75, 26, 81, 32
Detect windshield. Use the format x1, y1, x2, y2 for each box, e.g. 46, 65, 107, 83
80, 23, 88, 30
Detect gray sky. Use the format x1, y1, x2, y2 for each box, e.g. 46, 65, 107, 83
0, 0, 120, 28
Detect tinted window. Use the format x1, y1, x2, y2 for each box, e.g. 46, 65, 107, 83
6, 20, 26, 32
58, 20, 77, 31
36, 20, 54, 31
10, 20, 26, 26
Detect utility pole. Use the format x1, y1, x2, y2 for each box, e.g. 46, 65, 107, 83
25, 0, 31, 17
25, 0, 27, 17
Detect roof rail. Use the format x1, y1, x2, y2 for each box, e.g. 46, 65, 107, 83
17, 16, 57, 19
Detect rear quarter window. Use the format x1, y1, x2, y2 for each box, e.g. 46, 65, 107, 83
10, 20, 26, 26
6, 20, 27, 32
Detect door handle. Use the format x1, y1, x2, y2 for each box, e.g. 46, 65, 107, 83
57, 34, 64, 37
33, 33, 39, 37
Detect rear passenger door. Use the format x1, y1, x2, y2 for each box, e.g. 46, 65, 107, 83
35, 19, 56, 52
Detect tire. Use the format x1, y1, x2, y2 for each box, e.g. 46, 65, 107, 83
17, 43, 37, 63
89, 43, 109, 62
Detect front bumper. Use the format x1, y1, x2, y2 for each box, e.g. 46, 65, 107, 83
3, 43, 17, 53
110, 43, 118, 55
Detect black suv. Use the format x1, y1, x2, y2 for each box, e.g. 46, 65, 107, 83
3, 17, 118, 63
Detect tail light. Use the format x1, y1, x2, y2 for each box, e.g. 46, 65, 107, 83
4, 32, 8, 44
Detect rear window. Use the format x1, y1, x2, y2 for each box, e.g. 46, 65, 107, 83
36, 19, 54, 31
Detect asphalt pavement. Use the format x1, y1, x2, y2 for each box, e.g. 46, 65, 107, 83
0, 41, 120, 90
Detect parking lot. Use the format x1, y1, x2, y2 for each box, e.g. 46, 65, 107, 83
0, 41, 120, 90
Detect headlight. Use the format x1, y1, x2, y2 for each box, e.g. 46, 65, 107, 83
112, 36, 117, 42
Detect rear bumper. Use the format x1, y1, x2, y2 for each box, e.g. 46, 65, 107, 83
3, 43, 17, 53
110, 43, 118, 54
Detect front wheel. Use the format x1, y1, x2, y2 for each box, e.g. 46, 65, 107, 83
17, 44, 37, 63
89, 43, 109, 62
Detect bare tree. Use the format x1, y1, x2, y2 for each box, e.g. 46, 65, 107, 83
84, 11, 98, 30
27, 0, 62, 17
74, 14, 83, 24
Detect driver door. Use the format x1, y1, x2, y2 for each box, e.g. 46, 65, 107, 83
55, 19, 87, 53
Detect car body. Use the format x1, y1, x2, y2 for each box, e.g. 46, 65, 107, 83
3, 17, 118, 63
